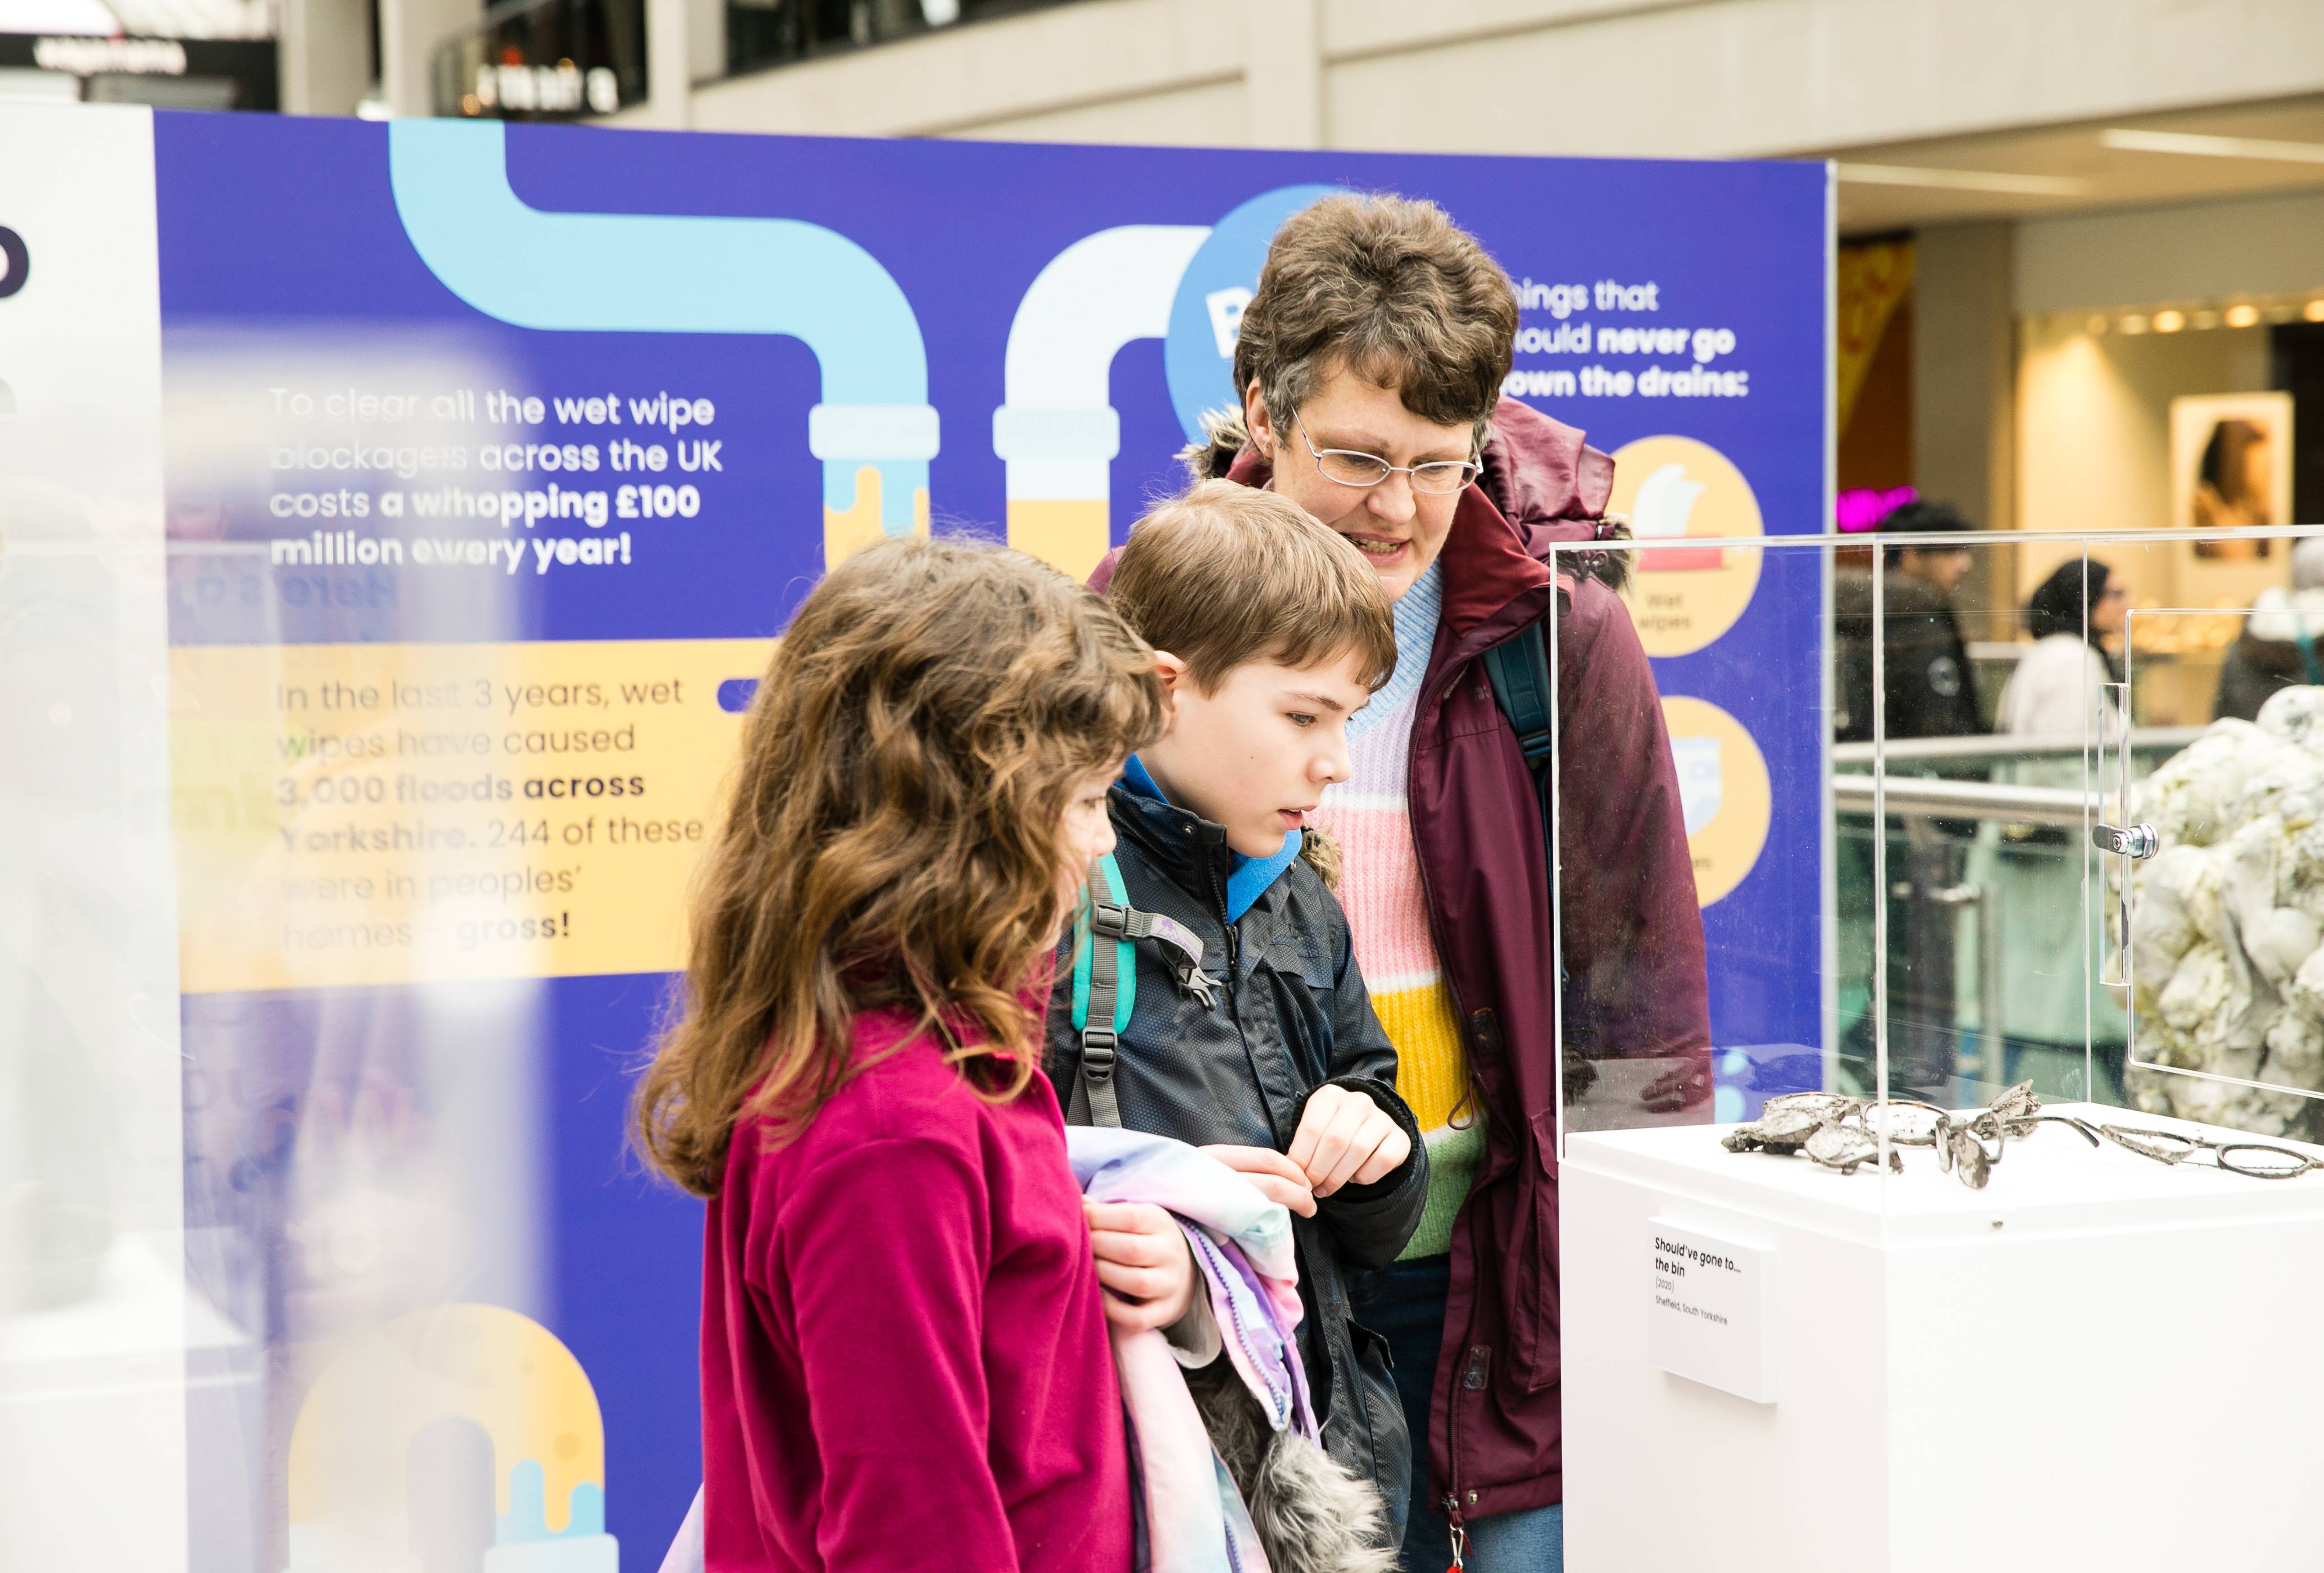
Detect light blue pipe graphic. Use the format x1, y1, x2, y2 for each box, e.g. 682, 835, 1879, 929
387, 120, 938, 557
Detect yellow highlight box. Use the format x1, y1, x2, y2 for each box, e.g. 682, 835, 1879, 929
171, 638, 770, 992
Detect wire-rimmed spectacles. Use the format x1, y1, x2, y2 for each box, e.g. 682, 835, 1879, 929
1295, 420, 1481, 495
2096, 1124, 2324, 1180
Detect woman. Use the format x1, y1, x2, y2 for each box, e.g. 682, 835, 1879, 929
1997, 558, 2126, 735
1967, 556, 2130, 1099
1107, 193, 1709, 1572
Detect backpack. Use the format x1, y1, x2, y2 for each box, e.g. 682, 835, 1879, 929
1481, 621, 1554, 816
1066, 854, 1214, 1126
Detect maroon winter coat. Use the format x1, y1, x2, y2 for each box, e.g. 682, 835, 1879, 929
1107, 397, 1710, 1519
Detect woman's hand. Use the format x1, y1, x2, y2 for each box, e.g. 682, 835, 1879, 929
1197, 1144, 1320, 1216
1084, 1201, 1197, 1333
1288, 1085, 1411, 1197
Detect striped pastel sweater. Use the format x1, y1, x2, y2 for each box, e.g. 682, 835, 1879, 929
1311, 562, 1482, 1261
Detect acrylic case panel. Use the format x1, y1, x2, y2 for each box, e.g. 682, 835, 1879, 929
2087, 525, 2324, 1141
1861, 533, 2112, 1117
1545, 533, 1839, 1144
1544, 531, 2123, 1157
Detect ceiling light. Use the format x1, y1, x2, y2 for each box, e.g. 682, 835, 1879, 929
2225, 304, 2260, 328
2118, 315, 2150, 335
2101, 128, 2324, 165
2309, 300, 2324, 323
1835, 162, 2091, 197
2152, 310, 2185, 333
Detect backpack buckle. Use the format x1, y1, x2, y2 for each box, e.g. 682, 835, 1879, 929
1082, 1028, 1118, 1079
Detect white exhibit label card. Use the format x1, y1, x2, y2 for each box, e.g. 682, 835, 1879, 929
1647, 1219, 1776, 1403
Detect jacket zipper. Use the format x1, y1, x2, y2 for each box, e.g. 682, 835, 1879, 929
1206, 857, 1237, 970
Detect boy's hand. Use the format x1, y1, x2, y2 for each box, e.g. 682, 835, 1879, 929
1197, 1144, 1319, 1217
1288, 1085, 1412, 1197
1084, 1201, 1198, 1333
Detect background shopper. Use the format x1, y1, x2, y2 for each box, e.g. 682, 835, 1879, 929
1834, 498, 1989, 1101
2214, 536, 2324, 722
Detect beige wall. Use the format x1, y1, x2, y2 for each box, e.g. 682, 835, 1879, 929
2015, 317, 2277, 602
2017, 188, 2324, 317
279, 0, 373, 115
665, 0, 2324, 158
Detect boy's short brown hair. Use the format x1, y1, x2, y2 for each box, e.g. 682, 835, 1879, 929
1109, 480, 1396, 695
1233, 193, 1518, 444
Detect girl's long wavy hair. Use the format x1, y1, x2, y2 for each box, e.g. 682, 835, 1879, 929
633, 537, 1166, 1198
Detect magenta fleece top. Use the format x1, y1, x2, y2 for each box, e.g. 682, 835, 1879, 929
699, 1006, 1132, 1573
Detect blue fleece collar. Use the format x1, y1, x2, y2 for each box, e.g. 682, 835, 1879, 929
1119, 754, 1302, 923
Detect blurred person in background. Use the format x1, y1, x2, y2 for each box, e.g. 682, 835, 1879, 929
2213, 536, 2324, 722
1964, 557, 2130, 1101
1998, 557, 2126, 733
1835, 500, 1986, 744
1835, 499, 1987, 1102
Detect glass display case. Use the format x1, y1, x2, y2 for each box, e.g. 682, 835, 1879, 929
1551, 525, 2324, 1573
1548, 523, 2324, 1152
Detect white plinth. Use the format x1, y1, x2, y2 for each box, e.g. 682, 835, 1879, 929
1562, 1103, 2324, 1572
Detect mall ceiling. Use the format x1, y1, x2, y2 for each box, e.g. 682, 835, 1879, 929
1828, 92, 2324, 234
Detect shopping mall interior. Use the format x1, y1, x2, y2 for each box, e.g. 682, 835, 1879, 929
4, 3, 2324, 1572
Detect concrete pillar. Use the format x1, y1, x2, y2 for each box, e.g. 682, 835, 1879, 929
644, 0, 691, 126
380, 0, 482, 117
278, 0, 372, 115
1913, 220, 2018, 630
1244, 0, 1322, 149
688, 0, 724, 94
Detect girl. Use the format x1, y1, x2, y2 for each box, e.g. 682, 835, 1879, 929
633, 537, 1188, 1572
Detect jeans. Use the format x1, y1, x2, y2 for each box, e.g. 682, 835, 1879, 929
1355, 1257, 1565, 1572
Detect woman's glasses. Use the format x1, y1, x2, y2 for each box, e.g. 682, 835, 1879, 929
1295, 421, 1482, 495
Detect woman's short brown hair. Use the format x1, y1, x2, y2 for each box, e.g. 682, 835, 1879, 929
1233, 193, 1519, 443
1109, 479, 1396, 694
632, 536, 1166, 1197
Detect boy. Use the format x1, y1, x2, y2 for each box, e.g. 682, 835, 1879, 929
1046, 479, 1429, 1541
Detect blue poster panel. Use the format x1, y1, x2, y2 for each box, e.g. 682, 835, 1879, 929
25, 106, 1830, 1567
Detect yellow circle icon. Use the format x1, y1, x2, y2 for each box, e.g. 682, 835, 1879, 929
1661, 695, 1771, 907
1609, 435, 1764, 657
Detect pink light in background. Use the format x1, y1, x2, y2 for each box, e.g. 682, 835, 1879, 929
1836, 485, 1917, 533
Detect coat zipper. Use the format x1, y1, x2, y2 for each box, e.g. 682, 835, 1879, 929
1408, 587, 1558, 1526
1440, 1344, 1491, 1566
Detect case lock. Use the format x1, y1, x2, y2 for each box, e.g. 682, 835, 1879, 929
2092, 823, 2158, 860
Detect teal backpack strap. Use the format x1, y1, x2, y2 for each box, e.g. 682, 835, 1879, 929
1065, 855, 1218, 1126
1068, 855, 1136, 1127
1483, 621, 1579, 1039
1481, 621, 1554, 778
